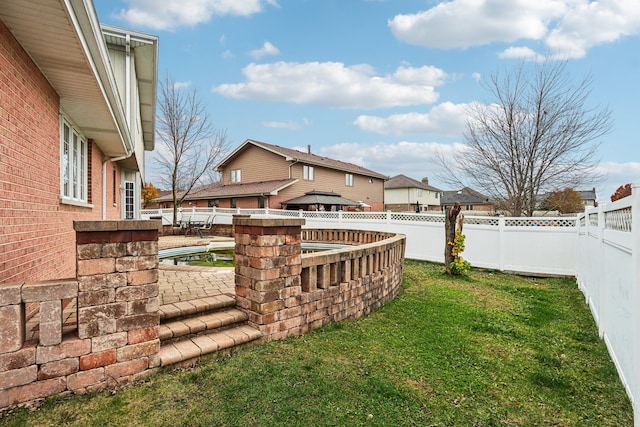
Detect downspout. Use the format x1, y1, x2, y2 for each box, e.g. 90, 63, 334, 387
288, 159, 299, 179
102, 35, 133, 220
102, 153, 132, 220
125, 34, 131, 127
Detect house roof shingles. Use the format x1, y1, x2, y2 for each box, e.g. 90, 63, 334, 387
441, 187, 491, 205
384, 174, 442, 192
154, 178, 297, 202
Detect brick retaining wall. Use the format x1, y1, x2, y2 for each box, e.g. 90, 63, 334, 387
0, 220, 160, 410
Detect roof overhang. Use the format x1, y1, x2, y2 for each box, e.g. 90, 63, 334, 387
101, 24, 158, 152
0, 0, 142, 159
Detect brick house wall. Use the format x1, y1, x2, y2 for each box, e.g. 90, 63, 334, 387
0, 20, 120, 284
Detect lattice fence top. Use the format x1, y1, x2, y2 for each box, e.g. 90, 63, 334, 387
272, 210, 302, 217
303, 211, 340, 219
605, 207, 632, 232
504, 218, 576, 227
465, 217, 500, 226
342, 212, 388, 220
390, 213, 445, 223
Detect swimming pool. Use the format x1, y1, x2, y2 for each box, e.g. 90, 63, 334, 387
159, 241, 349, 267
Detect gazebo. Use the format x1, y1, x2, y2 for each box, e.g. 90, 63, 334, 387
281, 190, 360, 211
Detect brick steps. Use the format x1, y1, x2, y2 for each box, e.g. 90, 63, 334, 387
159, 308, 249, 343
159, 294, 236, 321
159, 324, 263, 367
158, 296, 263, 367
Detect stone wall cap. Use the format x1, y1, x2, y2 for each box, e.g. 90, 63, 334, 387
74, 220, 161, 232
233, 217, 305, 227
0, 281, 24, 306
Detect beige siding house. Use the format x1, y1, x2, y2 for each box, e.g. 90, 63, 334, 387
384, 175, 442, 212
157, 139, 388, 211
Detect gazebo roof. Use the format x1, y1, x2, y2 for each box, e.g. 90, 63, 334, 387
281, 191, 360, 207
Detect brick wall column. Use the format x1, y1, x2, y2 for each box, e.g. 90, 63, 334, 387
73, 220, 161, 389
233, 217, 304, 339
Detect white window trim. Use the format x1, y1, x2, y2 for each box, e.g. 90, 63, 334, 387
231, 169, 241, 183
60, 115, 90, 206
345, 173, 354, 187
303, 165, 314, 181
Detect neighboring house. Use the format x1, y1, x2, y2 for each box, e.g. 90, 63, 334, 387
384, 175, 442, 212
0, 1, 158, 283
155, 139, 388, 211
441, 187, 494, 212
577, 188, 598, 208
536, 188, 598, 213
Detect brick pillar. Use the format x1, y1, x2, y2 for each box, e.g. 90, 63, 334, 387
234, 217, 304, 339
73, 220, 161, 387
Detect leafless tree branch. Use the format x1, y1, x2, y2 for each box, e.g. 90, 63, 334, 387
448, 60, 610, 216
155, 74, 230, 225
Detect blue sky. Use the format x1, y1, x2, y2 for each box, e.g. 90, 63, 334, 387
94, 0, 639, 202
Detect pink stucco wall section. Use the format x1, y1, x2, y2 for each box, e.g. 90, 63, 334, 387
0, 20, 122, 283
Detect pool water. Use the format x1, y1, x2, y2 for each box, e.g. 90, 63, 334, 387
159, 242, 349, 268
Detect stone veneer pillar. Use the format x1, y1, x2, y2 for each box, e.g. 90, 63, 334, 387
73, 220, 161, 387
233, 217, 305, 339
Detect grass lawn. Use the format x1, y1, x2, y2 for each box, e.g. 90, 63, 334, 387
1, 260, 632, 426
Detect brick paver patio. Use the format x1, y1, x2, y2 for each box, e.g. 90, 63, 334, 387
159, 265, 235, 305
158, 235, 236, 304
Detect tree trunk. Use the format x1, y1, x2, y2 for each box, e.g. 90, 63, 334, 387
444, 203, 462, 274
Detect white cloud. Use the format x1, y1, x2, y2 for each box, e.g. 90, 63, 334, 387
389, 0, 564, 49
353, 102, 468, 136
212, 62, 445, 109
249, 41, 280, 59
114, 0, 275, 30
472, 72, 481, 82
317, 140, 467, 188
173, 80, 192, 89
498, 46, 540, 60
262, 118, 309, 130
389, 0, 640, 58
593, 161, 640, 202
545, 0, 640, 58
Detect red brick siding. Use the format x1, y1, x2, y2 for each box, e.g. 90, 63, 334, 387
0, 20, 120, 283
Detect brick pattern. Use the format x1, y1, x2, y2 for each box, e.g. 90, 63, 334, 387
233, 218, 406, 341
0, 20, 124, 284
0, 221, 160, 411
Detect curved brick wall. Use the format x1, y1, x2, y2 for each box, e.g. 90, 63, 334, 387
233, 217, 406, 340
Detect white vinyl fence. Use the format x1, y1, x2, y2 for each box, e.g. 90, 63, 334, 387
142, 207, 578, 276
576, 186, 640, 425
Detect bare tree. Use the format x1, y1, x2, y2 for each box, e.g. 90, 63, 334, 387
155, 75, 230, 225
442, 60, 611, 216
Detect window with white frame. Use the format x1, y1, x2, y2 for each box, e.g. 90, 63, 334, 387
124, 181, 135, 219
345, 173, 354, 187
231, 169, 241, 183
60, 117, 88, 203
303, 165, 314, 181
417, 188, 422, 197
